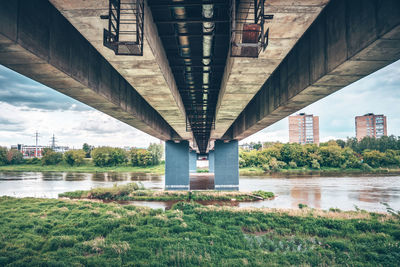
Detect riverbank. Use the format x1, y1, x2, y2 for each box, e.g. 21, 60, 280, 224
0, 162, 164, 174
0, 197, 399, 266
1, 163, 399, 177
59, 183, 274, 201
239, 166, 400, 176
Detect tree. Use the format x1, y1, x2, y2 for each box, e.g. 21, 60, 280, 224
130, 148, 153, 166
64, 150, 85, 166
336, 139, 346, 148
362, 150, 385, 168
42, 147, 53, 156
41, 151, 63, 165
6, 149, 24, 165
91, 147, 127, 167
148, 143, 163, 165
280, 143, 307, 166
341, 147, 361, 168
253, 142, 262, 151
111, 148, 128, 165
0, 147, 7, 166
319, 144, 345, 168
384, 150, 400, 167
82, 143, 94, 158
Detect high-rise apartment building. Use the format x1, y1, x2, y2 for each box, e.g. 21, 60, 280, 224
289, 113, 319, 145
355, 113, 387, 141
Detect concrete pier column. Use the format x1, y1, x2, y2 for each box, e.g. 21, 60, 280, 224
208, 150, 215, 173
214, 140, 239, 190
189, 150, 197, 173
165, 140, 189, 190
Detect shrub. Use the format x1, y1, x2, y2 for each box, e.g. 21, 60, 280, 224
130, 149, 153, 166
239, 157, 246, 168
111, 148, 128, 165
148, 143, 163, 165
269, 157, 286, 171
0, 147, 7, 165
64, 150, 85, 166
311, 159, 320, 169
6, 149, 24, 165
320, 145, 345, 167
91, 147, 127, 167
289, 161, 297, 168
41, 151, 63, 165
298, 203, 308, 209
88, 183, 141, 200
25, 157, 40, 165
361, 163, 373, 171
280, 143, 307, 166
261, 164, 270, 172
362, 150, 385, 168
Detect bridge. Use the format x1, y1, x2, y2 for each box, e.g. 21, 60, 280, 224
0, 0, 399, 190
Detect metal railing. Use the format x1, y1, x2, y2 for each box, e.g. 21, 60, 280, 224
230, 0, 273, 58
102, 0, 144, 56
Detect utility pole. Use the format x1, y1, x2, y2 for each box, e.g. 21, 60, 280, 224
34, 131, 39, 157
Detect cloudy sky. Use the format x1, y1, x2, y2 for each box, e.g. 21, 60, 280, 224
0, 59, 399, 149
242, 59, 400, 144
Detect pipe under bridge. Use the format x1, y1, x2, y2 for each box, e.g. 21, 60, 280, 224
0, 0, 399, 190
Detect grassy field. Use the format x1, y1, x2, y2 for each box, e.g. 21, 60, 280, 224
0, 162, 164, 174
59, 183, 274, 202
0, 197, 399, 266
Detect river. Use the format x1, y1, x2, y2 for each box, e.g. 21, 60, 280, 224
0, 171, 399, 212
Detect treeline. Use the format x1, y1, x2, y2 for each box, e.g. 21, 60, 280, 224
240, 138, 400, 171
0, 147, 87, 166
90, 143, 162, 167
337, 135, 400, 153
0, 143, 163, 168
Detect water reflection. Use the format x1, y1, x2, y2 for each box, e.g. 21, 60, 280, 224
0, 171, 399, 212
290, 186, 321, 209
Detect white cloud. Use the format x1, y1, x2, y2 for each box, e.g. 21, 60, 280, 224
0, 102, 158, 149
242, 59, 400, 143
1, 58, 400, 149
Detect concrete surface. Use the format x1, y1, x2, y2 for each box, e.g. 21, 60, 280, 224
49, 0, 191, 140
224, 0, 400, 140
0, 0, 177, 140
165, 140, 189, 190
214, 140, 239, 190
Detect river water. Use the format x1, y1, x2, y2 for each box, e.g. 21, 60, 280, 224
0, 171, 399, 212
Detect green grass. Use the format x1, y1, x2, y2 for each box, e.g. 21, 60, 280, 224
0, 197, 399, 266
0, 162, 165, 174
2, 162, 399, 177
59, 183, 274, 202
239, 167, 266, 176
239, 166, 400, 176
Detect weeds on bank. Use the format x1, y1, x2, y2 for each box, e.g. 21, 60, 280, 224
0, 197, 399, 266
59, 183, 275, 202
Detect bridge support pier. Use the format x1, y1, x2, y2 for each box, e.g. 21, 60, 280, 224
189, 150, 197, 173
214, 140, 239, 190
165, 141, 189, 190
208, 150, 215, 173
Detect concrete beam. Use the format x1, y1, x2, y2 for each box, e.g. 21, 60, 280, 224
212, 0, 330, 139
0, 0, 178, 140
225, 0, 400, 140
49, 0, 191, 140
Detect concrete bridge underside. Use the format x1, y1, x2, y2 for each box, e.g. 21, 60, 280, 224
0, 0, 399, 190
